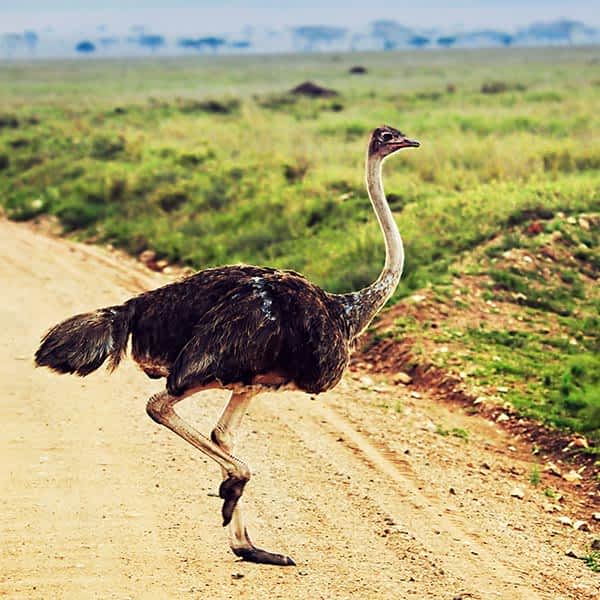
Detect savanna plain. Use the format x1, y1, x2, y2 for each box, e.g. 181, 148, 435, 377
1, 47, 599, 598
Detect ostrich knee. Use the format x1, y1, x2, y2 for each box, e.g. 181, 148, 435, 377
146, 391, 174, 424
210, 425, 233, 452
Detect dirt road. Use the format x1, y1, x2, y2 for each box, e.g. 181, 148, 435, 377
1, 219, 598, 599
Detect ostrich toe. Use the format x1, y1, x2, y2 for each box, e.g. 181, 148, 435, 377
233, 546, 296, 566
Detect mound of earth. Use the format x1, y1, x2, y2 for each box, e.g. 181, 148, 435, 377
348, 65, 367, 75
290, 81, 338, 97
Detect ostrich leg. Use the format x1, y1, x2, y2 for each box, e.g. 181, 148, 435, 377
146, 389, 251, 526
211, 389, 295, 566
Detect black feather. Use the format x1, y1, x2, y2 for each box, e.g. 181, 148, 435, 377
35, 305, 133, 376
36, 265, 353, 396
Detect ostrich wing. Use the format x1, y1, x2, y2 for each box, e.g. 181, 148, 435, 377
166, 288, 283, 396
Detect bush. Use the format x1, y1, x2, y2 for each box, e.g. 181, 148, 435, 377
0, 114, 19, 129
257, 94, 297, 111
54, 199, 105, 231
178, 98, 240, 114
9, 138, 29, 149
481, 81, 526, 94
91, 135, 125, 160
157, 190, 189, 213
178, 149, 214, 167
283, 159, 309, 183
5, 191, 48, 221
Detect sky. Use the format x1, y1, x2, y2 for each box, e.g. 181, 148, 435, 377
1, 0, 598, 34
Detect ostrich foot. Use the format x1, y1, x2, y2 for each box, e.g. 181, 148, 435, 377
219, 475, 248, 526
233, 545, 296, 566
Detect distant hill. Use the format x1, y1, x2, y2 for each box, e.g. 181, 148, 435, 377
1, 19, 599, 59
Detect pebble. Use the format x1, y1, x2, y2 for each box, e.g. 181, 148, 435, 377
544, 462, 561, 476
510, 487, 525, 499
572, 437, 589, 449
573, 520, 590, 532
592, 513, 600, 521
558, 516, 573, 526
138, 249, 156, 264
562, 470, 583, 484
372, 385, 388, 393
496, 413, 510, 423
578, 217, 590, 230
393, 372, 413, 385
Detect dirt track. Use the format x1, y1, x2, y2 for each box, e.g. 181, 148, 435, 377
1, 219, 598, 600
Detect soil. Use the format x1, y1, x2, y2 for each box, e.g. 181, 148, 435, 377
1, 218, 599, 600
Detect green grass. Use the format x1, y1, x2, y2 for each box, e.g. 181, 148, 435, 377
1, 48, 599, 297
584, 550, 600, 573
435, 425, 470, 440
529, 465, 541, 486
373, 207, 600, 439
1, 48, 599, 439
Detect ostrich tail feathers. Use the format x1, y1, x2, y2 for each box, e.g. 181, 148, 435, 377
35, 304, 133, 376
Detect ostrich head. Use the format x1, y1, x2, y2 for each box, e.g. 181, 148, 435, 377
368, 125, 420, 159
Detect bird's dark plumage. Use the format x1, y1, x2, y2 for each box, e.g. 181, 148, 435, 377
35, 304, 133, 376
36, 265, 352, 396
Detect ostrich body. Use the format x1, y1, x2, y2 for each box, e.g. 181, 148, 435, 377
35, 126, 420, 566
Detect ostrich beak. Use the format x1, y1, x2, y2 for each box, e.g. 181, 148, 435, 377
398, 137, 420, 148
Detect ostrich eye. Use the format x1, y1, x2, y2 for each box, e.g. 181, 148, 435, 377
380, 131, 394, 142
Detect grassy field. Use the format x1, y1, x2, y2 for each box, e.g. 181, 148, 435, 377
1, 47, 599, 439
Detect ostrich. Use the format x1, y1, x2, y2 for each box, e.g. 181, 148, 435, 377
35, 125, 420, 566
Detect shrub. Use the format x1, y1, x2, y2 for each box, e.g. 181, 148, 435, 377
283, 159, 309, 183
157, 190, 189, 213
9, 138, 29, 149
257, 94, 297, 111
91, 135, 125, 160
0, 114, 19, 129
54, 199, 105, 231
178, 98, 239, 114
481, 81, 526, 94
5, 191, 48, 221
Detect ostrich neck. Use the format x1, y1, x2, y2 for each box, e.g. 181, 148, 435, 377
342, 154, 404, 339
